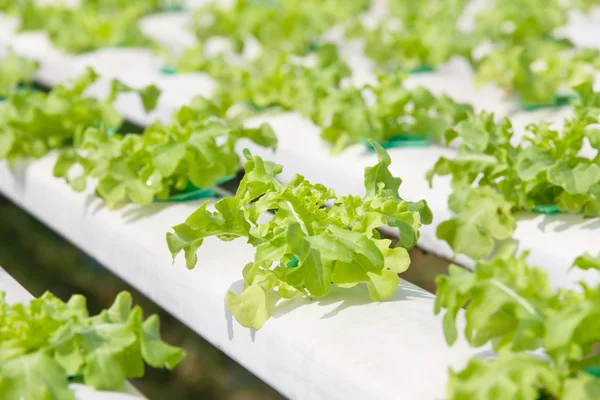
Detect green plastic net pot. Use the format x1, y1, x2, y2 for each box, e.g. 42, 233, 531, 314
156, 174, 236, 202
518, 93, 578, 111
361, 134, 430, 151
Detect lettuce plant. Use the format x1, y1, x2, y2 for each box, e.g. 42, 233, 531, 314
347, 0, 473, 71
207, 44, 351, 117
0, 67, 160, 162
436, 246, 600, 400
167, 143, 432, 329
53, 96, 277, 208
14, 0, 177, 53
0, 51, 38, 97
476, 40, 600, 106
317, 72, 473, 153
0, 290, 185, 400
189, 0, 370, 56
427, 86, 600, 260
473, 0, 569, 45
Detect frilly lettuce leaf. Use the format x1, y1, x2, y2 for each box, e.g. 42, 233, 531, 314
347, 0, 473, 70
436, 245, 600, 399
473, 0, 569, 45
0, 51, 38, 97
574, 252, 600, 271
447, 353, 562, 400
0, 291, 185, 400
318, 72, 473, 152
53, 96, 277, 208
428, 102, 600, 260
0, 67, 160, 162
211, 44, 351, 116
167, 142, 431, 329
476, 40, 600, 106
189, 0, 369, 56
13, 0, 175, 53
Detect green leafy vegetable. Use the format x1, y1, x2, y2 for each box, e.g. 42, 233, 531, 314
428, 97, 600, 260
167, 142, 432, 329
0, 51, 38, 97
176, 44, 351, 121
470, 0, 600, 106
447, 353, 562, 400
476, 40, 600, 106
436, 245, 600, 400
174, 31, 471, 156
317, 72, 473, 153
574, 252, 600, 271
0, 290, 185, 400
346, 0, 473, 71
53, 96, 277, 208
13, 0, 179, 53
0, 0, 22, 13
189, 0, 369, 56
0, 67, 160, 162
473, 0, 569, 45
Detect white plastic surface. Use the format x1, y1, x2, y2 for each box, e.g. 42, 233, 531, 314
0, 266, 32, 304
0, 266, 145, 399
0, 154, 483, 400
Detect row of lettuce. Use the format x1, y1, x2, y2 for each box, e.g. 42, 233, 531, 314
2, 50, 599, 261
0, 49, 599, 399
0, 2, 599, 400
2, 0, 600, 108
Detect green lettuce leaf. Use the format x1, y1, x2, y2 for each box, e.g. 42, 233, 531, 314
436, 245, 600, 399
318, 72, 473, 152
429, 104, 600, 260
14, 0, 177, 53
167, 144, 431, 329
474, 0, 569, 45
0, 67, 160, 162
0, 51, 38, 97
476, 40, 600, 106
188, 0, 369, 56
53, 96, 276, 208
0, 291, 185, 399
447, 353, 561, 400
346, 0, 474, 71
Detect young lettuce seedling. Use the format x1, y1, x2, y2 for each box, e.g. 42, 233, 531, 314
167, 142, 432, 329
0, 51, 38, 97
53, 96, 277, 209
0, 67, 159, 162
0, 290, 185, 399
436, 246, 600, 400
428, 87, 600, 260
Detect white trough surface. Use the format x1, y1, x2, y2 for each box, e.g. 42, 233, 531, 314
0, 266, 145, 400
0, 154, 482, 400
1, 14, 599, 289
